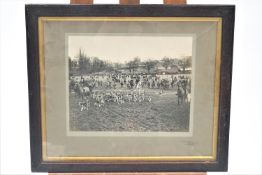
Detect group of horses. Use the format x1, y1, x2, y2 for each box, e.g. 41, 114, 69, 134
109, 74, 181, 90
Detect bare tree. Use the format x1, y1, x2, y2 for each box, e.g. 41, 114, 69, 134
132, 57, 140, 72
127, 61, 134, 73
178, 56, 192, 72
144, 59, 158, 73
69, 56, 72, 72
114, 63, 122, 70
126, 57, 141, 73
161, 57, 172, 70
78, 49, 91, 74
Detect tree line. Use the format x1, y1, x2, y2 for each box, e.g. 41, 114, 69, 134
69, 49, 192, 75
69, 49, 114, 75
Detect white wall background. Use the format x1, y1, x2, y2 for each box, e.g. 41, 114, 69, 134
0, 0, 261, 174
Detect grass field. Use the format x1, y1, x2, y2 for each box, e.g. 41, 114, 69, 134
69, 89, 190, 132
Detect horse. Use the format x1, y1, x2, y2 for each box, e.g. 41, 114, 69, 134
74, 83, 91, 99
177, 85, 185, 105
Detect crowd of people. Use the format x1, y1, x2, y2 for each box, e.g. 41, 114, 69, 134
69, 73, 191, 111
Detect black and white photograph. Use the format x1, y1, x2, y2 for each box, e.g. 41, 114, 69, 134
68, 35, 193, 132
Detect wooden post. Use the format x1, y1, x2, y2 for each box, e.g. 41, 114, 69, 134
70, 0, 93, 4
164, 0, 187, 4
119, 0, 140, 5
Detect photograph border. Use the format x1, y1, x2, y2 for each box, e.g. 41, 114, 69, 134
26, 5, 235, 172
39, 16, 221, 162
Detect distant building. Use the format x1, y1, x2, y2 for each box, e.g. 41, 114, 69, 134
184, 67, 192, 74
155, 65, 182, 75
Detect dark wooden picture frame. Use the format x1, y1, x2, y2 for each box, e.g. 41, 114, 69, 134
26, 4, 235, 173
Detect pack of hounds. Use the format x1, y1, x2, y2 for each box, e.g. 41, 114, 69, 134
70, 74, 191, 112
78, 90, 151, 111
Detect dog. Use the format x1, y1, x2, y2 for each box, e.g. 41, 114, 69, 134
79, 99, 90, 111
148, 96, 152, 103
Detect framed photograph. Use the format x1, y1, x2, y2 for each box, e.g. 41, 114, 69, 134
26, 4, 235, 172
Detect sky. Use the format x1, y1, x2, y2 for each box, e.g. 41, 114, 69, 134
68, 35, 193, 64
